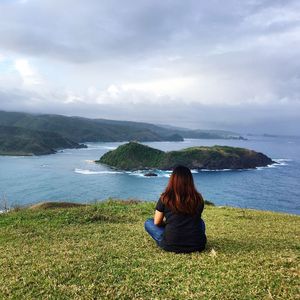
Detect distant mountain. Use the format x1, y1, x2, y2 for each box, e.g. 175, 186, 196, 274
157, 124, 245, 139
0, 111, 183, 143
97, 142, 274, 171
0, 110, 246, 155
0, 110, 245, 141
0, 125, 86, 156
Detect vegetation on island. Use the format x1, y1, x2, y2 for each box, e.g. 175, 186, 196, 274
97, 142, 274, 170
0, 199, 298, 299
0, 125, 86, 156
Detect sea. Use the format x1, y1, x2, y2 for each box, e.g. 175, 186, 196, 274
0, 136, 299, 215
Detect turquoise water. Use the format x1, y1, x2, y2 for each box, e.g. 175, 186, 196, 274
0, 137, 299, 215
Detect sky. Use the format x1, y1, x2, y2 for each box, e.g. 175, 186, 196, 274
0, 0, 300, 134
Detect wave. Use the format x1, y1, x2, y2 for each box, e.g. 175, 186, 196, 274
84, 160, 95, 164
273, 158, 292, 166
74, 168, 123, 175
84, 145, 117, 150
200, 169, 233, 172
6, 155, 29, 158
256, 166, 273, 170
255, 159, 291, 170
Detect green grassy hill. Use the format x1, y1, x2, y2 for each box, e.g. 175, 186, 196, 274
98, 142, 274, 170
0, 200, 298, 299
0, 125, 86, 155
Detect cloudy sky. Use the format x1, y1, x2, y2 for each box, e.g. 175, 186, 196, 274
0, 0, 300, 134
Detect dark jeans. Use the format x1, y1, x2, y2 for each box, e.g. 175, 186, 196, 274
144, 218, 206, 245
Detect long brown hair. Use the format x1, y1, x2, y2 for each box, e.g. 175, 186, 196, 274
161, 165, 204, 214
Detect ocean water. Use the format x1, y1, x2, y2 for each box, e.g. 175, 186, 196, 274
0, 137, 299, 215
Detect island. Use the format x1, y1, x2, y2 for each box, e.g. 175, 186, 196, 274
96, 141, 275, 170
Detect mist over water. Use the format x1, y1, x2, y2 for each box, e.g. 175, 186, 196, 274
0, 137, 299, 215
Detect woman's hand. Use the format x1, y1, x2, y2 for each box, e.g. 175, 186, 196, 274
154, 210, 164, 226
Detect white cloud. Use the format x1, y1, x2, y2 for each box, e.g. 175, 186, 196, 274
121, 77, 196, 99
0, 1, 299, 134
243, 4, 300, 28
14, 59, 43, 87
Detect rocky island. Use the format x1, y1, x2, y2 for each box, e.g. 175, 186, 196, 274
97, 142, 275, 171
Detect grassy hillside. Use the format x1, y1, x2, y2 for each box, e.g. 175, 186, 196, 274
0, 125, 86, 155
98, 142, 274, 170
0, 200, 298, 299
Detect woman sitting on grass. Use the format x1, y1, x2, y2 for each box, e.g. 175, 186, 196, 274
144, 165, 206, 253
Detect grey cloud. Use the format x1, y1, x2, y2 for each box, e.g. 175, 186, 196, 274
1, 88, 299, 135
1, 0, 298, 63
0, 0, 300, 135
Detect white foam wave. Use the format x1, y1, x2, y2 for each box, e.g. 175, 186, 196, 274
267, 158, 292, 167
256, 160, 290, 170
84, 160, 95, 164
200, 169, 233, 172
128, 172, 147, 178
74, 168, 122, 175
154, 169, 198, 174
85, 145, 117, 150
256, 166, 272, 171
273, 158, 292, 165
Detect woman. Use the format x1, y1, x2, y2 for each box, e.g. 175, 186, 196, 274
144, 165, 206, 253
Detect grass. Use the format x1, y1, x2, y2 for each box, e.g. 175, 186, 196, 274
0, 199, 299, 299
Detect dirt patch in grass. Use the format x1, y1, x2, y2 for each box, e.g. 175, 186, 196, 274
29, 201, 87, 210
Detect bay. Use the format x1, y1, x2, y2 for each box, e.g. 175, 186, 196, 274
0, 136, 299, 215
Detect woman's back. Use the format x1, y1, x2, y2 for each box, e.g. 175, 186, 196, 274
145, 165, 207, 253
156, 197, 206, 253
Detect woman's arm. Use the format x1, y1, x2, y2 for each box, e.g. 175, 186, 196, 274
154, 210, 164, 226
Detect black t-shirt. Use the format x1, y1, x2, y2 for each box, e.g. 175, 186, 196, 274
155, 198, 206, 253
